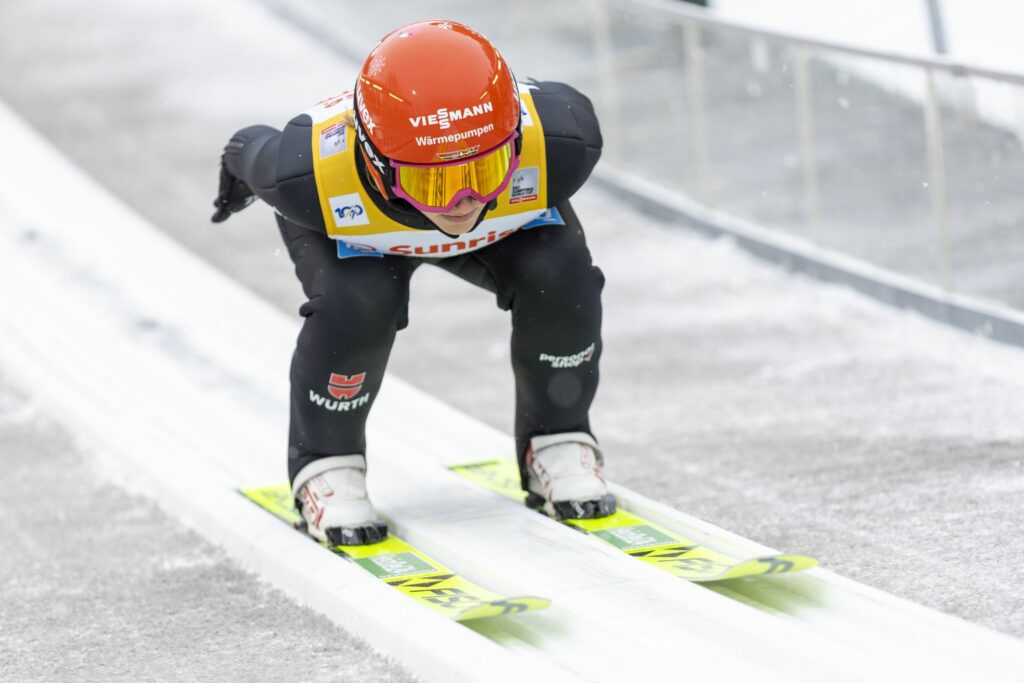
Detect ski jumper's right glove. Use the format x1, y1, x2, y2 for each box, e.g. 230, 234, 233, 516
210, 156, 256, 223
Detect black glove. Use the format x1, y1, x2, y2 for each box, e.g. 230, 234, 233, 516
211, 157, 256, 223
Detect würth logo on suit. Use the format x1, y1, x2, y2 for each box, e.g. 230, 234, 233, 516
309, 372, 372, 412
328, 372, 365, 399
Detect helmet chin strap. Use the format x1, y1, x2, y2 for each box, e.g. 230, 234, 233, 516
437, 222, 480, 239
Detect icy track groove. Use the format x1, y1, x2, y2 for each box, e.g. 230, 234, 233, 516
0, 103, 1022, 681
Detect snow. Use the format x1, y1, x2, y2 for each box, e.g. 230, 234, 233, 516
0, 375, 415, 683
0, 388, 37, 428
713, 0, 1024, 72
713, 0, 1024, 138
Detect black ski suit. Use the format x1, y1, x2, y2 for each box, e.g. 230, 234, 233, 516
218, 81, 604, 485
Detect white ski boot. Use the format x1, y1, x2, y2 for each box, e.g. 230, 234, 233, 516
525, 432, 616, 520
292, 455, 388, 545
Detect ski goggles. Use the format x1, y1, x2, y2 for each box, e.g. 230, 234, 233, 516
390, 133, 520, 214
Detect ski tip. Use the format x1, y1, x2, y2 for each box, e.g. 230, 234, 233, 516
450, 459, 508, 470
691, 554, 819, 583
454, 596, 551, 622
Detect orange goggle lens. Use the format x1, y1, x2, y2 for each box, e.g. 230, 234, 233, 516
393, 140, 516, 212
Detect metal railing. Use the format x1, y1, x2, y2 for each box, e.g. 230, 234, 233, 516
585, 0, 1024, 311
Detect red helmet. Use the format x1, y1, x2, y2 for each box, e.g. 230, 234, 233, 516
353, 21, 523, 212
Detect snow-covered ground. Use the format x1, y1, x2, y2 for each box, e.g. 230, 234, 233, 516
0, 385, 414, 683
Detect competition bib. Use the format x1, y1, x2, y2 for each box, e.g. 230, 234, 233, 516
302, 85, 562, 259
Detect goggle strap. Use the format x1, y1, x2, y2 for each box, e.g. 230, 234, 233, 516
353, 89, 398, 200
359, 147, 389, 198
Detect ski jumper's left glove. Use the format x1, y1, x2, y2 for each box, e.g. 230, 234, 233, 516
210, 156, 256, 223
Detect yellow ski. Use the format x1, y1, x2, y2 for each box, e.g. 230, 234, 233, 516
450, 459, 817, 582
240, 483, 550, 621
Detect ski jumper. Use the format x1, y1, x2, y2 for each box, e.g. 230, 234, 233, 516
221, 81, 603, 485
